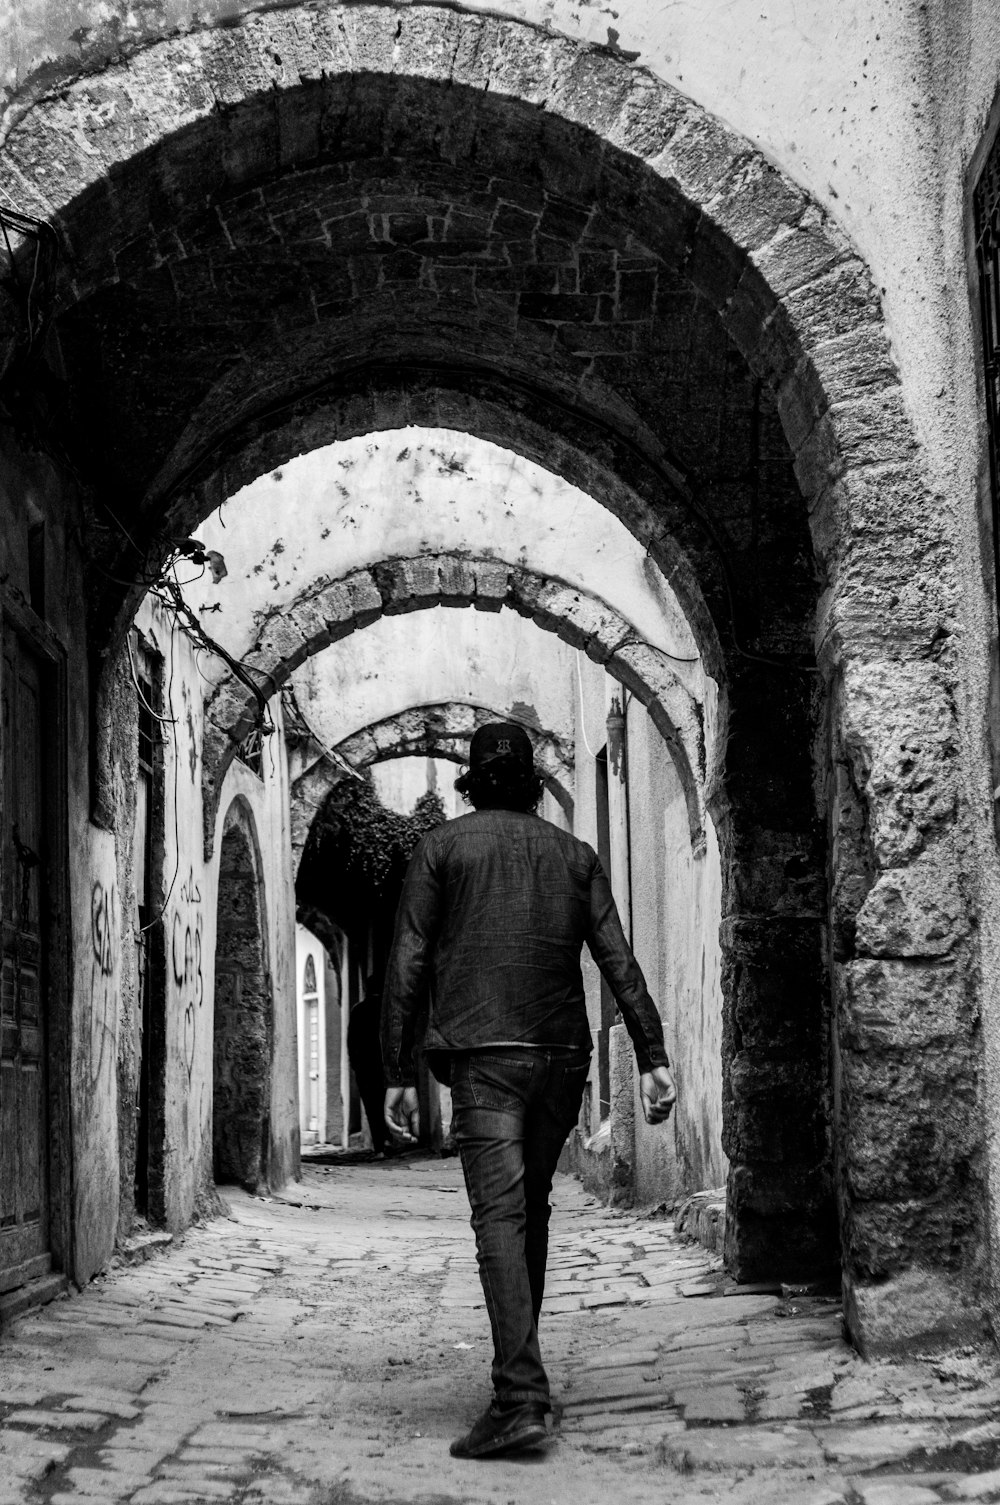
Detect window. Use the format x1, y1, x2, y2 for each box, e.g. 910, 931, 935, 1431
303, 953, 320, 1137
234, 724, 264, 778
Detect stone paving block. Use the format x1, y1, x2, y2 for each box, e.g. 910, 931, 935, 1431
561, 1405, 682, 1434
757, 1390, 812, 1420
956, 1421, 1000, 1444
673, 1383, 747, 1422
242, 1481, 316, 1503
189, 1424, 274, 1446
854, 1484, 942, 1505
0, 1433, 70, 1478
6, 1408, 109, 1432
50, 1497, 130, 1505
564, 1366, 662, 1404
943, 1473, 1000, 1500
64, 1466, 150, 1496
65, 1394, 142, 1419
153, 1471, 239, 1497
664, 1323, 751, 1353
580, 1347, 660, 1371
130, 1489, 212, 1504
817, 1421, 947, 1465
661, 1425, 827, 1471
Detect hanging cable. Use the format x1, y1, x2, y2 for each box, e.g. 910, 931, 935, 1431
127, 633, 177, 726
281, 686, 365, 784
576, 651, 602, 761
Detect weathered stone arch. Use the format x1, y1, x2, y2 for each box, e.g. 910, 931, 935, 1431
204, 554, 706, 856
3, 5, 931, 663
3, 5, 975, 1341
290, 700, 575, 875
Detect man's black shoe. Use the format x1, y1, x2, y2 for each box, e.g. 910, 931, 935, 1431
449, 1401, 549, 1458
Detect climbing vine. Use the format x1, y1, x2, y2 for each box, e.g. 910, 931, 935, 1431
312, 777, 446, 895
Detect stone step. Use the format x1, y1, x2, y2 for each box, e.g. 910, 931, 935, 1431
0, 1251, 52, 1295
0, 1271, 69, 1327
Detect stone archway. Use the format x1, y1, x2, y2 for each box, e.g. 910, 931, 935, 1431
289, 699, 576, 876
4, 4, 975, 1343
213, 798, 272, 1192
203, 557, 706, 858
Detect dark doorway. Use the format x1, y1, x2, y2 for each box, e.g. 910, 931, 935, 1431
0, 620, 51, 1287
213, 804, 272, 1191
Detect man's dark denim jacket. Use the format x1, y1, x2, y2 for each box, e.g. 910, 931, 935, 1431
381, 808, 669, 1087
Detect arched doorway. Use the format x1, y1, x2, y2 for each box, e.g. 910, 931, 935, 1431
213, 800, 272, 1191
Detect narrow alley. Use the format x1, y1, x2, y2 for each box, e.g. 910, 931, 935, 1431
6, 7, 1000, 1504
2, 1159, 1000, 1505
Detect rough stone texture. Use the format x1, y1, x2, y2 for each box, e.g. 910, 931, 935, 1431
843, 1266, 990, 1359
675, 1188, 727, 1254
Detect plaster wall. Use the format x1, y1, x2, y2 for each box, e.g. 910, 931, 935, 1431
130, 597, 214, 1231
372, 756, 465, 820
125, 596, 298, 1230
626, 694, 726, 1205
70, 823, 121, 1280
291, 607, 576, 759
295, 923, 328, 1144
192, 430, 700, 682
570, 650, 723, 1211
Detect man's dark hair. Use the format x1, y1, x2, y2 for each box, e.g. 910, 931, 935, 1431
454, 761, 545, 812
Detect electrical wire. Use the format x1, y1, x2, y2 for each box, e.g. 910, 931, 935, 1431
127, 633, 177, 725
281, 687, 365, 784
576, 651, 602, 761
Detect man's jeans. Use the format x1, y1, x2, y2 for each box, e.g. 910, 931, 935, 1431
449, 1046, 591, 1408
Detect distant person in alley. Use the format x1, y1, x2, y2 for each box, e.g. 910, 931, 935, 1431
347, 973, 393, 1158
381, 721, 676, 1459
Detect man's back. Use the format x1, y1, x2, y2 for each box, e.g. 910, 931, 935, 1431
382, 807, 666, 1081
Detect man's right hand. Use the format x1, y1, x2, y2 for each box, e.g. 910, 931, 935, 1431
639, 1067, 677, 1125
384, 1086, 420, 1144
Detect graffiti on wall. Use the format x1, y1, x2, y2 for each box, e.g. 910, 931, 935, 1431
90, 879, 118, 1090
172, 867, 203, 1083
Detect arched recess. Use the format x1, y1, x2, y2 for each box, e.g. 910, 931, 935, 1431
290, 699, 575, 875
213, 797, 272, 1192
202, 556, 706, 857
6, 4, 975, 1337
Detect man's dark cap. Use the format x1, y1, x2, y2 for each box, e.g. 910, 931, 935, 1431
468, 721, 534, 770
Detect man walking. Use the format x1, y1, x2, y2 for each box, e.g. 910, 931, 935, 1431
381, 722, 676, 1459
346, 973, 392, 1157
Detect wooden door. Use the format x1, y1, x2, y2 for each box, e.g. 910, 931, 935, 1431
0, 621, 49, 1284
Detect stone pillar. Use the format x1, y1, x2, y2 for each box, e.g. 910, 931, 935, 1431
830, 658, 985, 1352
719, 661, 836, 1281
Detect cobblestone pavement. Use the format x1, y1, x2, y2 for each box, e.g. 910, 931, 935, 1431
2, 1159, 1000, 1505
